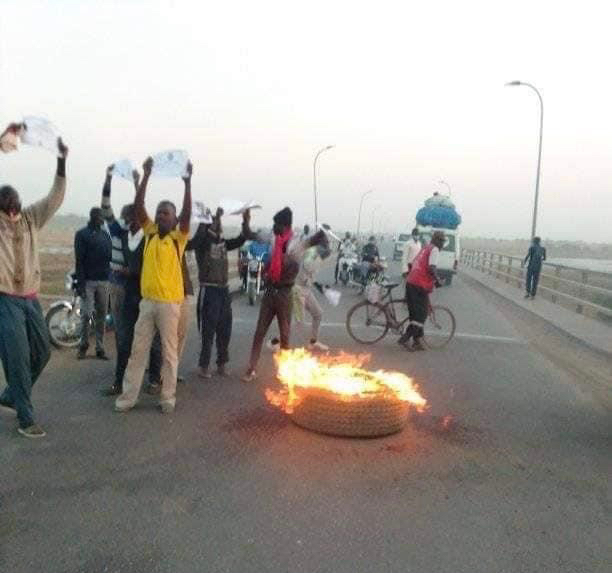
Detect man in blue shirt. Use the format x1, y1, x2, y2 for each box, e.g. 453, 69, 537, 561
522, 236, 547, 299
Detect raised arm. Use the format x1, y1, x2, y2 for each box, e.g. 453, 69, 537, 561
178, 161, 193, 233
100, 165, 114, 221
27, 137, 69, 229
134, 157, 153, 226
227, 209, 257, 250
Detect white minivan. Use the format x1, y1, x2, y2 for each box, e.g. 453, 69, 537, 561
417, 226, 460, 285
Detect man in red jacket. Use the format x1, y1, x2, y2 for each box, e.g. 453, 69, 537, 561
399, 230, 445, 351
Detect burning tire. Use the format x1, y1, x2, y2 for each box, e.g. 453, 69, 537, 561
289, 388, 410, 437
267, 349, 427, 438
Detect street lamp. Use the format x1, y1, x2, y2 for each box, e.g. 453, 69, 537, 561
439, 179, 451, 196
505, 80, 544, 239
356, 189, 373, 239
370, 204, 381, 234
313, 145, 335, 228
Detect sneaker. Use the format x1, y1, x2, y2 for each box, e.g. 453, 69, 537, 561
308, 340, 329, 352
145, 382, 161, 395
159, 402, 175, 414
101, 385, 121, 397
77, 348, 87, 360
96, 350, 109, 360
524, 293, 531, 299
114, 402, 134, 413
198, 367, 212, 380
0, 399, 16, 412
216, 365, 230, 377
409, 340, 426, 352
266, 338, 281, 352
241, 370, 257, 383
17, 424, 46, 438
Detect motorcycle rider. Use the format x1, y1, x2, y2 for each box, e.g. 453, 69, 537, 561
361, 235, 380, 263
334, 232, 353, 284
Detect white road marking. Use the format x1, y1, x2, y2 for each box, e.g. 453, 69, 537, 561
231, 318, 525, 345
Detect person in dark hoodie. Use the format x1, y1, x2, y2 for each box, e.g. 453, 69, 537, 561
242, 207, 328, 383
187, 207, 254, 379
74, 206, 112, 360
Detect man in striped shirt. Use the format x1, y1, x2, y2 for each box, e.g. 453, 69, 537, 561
100, 164, 140, 368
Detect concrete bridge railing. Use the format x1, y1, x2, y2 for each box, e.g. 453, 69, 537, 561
461, 249, 612, 325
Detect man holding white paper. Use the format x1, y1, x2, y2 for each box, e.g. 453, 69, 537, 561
0, 132, 68, 438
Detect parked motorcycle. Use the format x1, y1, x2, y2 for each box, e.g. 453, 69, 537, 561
246, 253, 266, 305
45, 272, 112, 348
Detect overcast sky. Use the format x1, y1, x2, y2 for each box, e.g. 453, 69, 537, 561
1, 0, 610, 242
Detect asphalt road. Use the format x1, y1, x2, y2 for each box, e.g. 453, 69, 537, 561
1, 240, 610, 573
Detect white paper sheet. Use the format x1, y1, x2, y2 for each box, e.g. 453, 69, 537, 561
218, 198, 262, 215
193, 201, 213, 224
324, 288, 341, 306
151, 149, 190, 178
20, 116, 60, 155
111, 159, 135, 180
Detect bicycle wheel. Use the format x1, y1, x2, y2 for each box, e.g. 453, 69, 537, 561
346, 300, 389, 344
423, 305, 456, 349
384, 298, 410, 336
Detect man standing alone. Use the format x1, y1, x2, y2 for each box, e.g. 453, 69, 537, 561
0, 130, 68, 438
522, 236, 546, 299
74, 207, 112, 359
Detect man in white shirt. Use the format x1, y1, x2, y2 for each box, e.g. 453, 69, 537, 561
401, 228, 421, 276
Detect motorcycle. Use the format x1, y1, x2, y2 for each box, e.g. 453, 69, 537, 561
246, 252, 266, 305
350, 257, 388, 291
338, 252, 358, 286
45, 272, 113, 348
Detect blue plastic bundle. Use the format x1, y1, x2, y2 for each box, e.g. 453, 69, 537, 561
416, 205, 462, 229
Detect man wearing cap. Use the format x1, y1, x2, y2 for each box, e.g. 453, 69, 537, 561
399, 230, 445, 351
242, 207, 328, 382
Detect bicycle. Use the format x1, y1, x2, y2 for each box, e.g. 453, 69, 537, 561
345, 282, 456, 348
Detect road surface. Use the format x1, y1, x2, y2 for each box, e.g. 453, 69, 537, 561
1, 241, 610, 573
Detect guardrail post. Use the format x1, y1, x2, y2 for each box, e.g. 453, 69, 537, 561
506, 256, 512, 284
552, 267, 560, 303
576, 271, 588, 314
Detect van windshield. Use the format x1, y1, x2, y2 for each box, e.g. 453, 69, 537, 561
419, 233, 456, 252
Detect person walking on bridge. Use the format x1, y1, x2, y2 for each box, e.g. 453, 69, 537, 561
399, 230, 445, 351
522, 236, 546, 299
115, 156, 192, 414
0, 130, 68, 438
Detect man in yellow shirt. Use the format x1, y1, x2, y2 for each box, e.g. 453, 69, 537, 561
115, 156, 192, 414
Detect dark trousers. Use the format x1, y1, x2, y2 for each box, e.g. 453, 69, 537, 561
526, 266, 541, 296
0, 295, 51, 428
114, 290, 160, 389
198, 286, 232, 369
405, 283, 429, 338
248, 287, 292, 371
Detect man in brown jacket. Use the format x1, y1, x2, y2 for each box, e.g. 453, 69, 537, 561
0, 125, 68, 438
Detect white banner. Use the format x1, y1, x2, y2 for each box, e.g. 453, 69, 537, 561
151, 149, 190, 178
20, 116, 60, 155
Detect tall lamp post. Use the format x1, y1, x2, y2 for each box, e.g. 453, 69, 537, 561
370, 204, 381, 234
505, 80, 544, 239
439, 179, 451, 196
313, 145, 335, 228
356, 189, 373, 239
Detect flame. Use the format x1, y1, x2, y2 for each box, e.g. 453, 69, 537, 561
266, 348, 427, 414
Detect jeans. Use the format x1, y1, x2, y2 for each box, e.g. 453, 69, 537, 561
0, 295, 51, 428
116, 299, 181, 409
109, 281, 125, 361
526, 266, 541, 296
198, 286, 232, 369
79, 280, 109, 352
114, 289, 159, 390
247, 287, 292, 372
